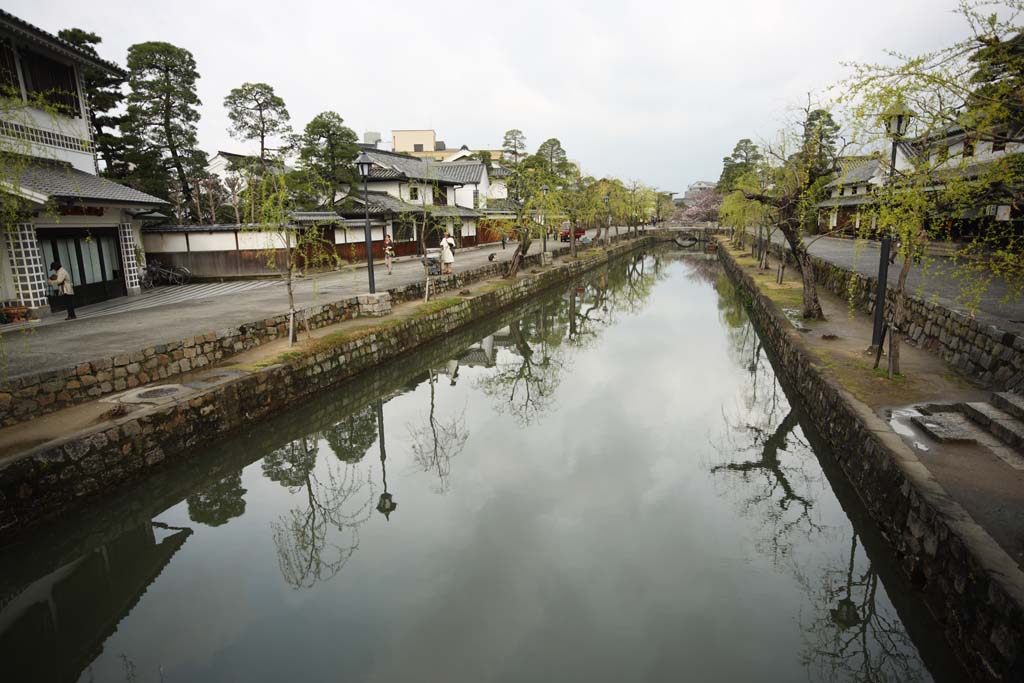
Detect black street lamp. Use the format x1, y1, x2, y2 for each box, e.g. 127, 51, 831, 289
540, 184, 549, 254
356, 151, 376, 294
869, 104, 915, 352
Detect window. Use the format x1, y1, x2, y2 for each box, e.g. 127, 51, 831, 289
839, 187, 845, 196
851, 186, 857, 195
20, 49, 80, 116
0, 41, 18, 95
394, 220, 415, 242
992, 140, 1006, 153
413, 143, 424, 152
962, 140, 974, 158
409, 186, 419, 201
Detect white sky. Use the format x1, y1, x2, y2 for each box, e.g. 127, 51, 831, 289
13, 0, 968, 192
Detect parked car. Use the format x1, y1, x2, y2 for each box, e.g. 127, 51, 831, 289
560, 225, 586, 242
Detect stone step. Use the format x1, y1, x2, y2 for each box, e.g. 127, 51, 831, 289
992, 391, 1024, 421
963, 402, 1024, 451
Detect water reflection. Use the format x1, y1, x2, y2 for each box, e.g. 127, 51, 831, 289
0, 247, 964, 682
710, 274, 954, 682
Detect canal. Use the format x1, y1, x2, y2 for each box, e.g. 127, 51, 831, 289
0, 248, 966, 682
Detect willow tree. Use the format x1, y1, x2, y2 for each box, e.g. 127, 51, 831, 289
840, 0, 1024, 375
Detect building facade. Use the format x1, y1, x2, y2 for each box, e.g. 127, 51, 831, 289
0, 10, 167, 315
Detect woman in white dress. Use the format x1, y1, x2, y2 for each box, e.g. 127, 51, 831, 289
440, 232, 456, 274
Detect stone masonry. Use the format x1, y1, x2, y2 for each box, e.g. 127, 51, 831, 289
720, 245, 1023, 682
757, 239, 1024, 392
0, 237, 649, 538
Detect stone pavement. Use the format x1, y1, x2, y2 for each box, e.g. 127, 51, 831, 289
0, 231, 609, 380
744, 228, 1024, 335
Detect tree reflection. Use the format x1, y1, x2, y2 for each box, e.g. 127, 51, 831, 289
409, 368, 469, 493
711, 275, 931, 680
268, 431, 374, 589
186, 472, 246, 527
797, 532, 930, 683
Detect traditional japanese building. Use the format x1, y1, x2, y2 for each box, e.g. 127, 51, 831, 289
0, 10, 167, 316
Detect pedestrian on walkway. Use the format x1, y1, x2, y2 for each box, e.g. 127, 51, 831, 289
440, 232, 456, 275
501, 231, 507, 250
48, 261, 76, 320
384, 234, 396, 275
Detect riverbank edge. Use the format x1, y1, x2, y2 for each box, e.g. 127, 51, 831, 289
718, 244, 1023, 681
0, 236, 654, 540
751, 234, 1023, 391
0, 242, 581, 428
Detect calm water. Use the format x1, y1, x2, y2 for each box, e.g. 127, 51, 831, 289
0, 249, 965, 682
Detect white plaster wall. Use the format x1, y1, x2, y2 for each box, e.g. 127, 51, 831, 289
238, 231, 283, 250
185, 232, 236, 252
489, 179, 508, 200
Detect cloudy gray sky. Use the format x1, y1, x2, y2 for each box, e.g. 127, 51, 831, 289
15, 0, 968, 191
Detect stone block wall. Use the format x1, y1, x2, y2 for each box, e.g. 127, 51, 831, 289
720, 246, 1024, 681
0, 238, 648, 537
758, 239, 1023, 391
0, 240, 603, 428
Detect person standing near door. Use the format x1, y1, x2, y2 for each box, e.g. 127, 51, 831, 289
49, 261, 76, 320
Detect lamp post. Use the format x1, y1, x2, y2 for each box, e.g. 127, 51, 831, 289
540, 184, 549, 254
603, 194, 610, 244
869, 104, 915, 353
355, 151, 376, 294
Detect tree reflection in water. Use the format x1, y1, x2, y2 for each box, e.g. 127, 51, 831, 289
408, 368, 468, 494
187, 472, 246, 527
267, 413, 376, 589
711, 274, 931, 682
797, 532, 929, 683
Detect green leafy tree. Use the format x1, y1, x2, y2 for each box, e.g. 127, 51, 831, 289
293, 111, 359, 209
502, 128, 527, 168
123, 41, 204, 218
57, 28, 127, 177
536, 137, 571, 178
224, 82, 291, 164
718, 138, 763, 192
840, 0, 1024, 376
472, 149, 493, 170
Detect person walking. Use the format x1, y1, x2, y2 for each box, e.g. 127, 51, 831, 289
440, 232, 456, 275
383, 234, 396, 275
48, 260, 76, 320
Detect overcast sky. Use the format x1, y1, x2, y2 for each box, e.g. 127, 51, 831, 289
14, 0, 969, 192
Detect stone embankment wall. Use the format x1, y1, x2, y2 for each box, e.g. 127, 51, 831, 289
0, 238, 647, 538
720, 246, 1023, 682
755, 238, 1023, 392
0, 242, 588, 428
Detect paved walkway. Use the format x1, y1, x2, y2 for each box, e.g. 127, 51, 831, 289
744, 229, 1024, 335
1, 232, 611, 380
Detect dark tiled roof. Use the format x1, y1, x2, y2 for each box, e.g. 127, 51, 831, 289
429, 204, 481, 218
433, 161, 485, 184
291, 211, 342, 223
361, 148, 459, 184
0, 9, 126, 76
7, 160, 168, 206
826, 157, 881, 188
482, 198, 519, 213
816, 195, 874, 209
339, 191, 421, 216
489, 165, 511, 178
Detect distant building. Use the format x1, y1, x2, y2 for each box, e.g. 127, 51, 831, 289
392, 130, 500, 162
684, 181, 716, 201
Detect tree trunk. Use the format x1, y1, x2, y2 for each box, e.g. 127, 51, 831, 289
778, 221, 824, 320
506, 234, 531, 279
888, 249, 914, 378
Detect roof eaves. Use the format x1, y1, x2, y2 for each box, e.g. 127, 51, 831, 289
0, 10, 126, 76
